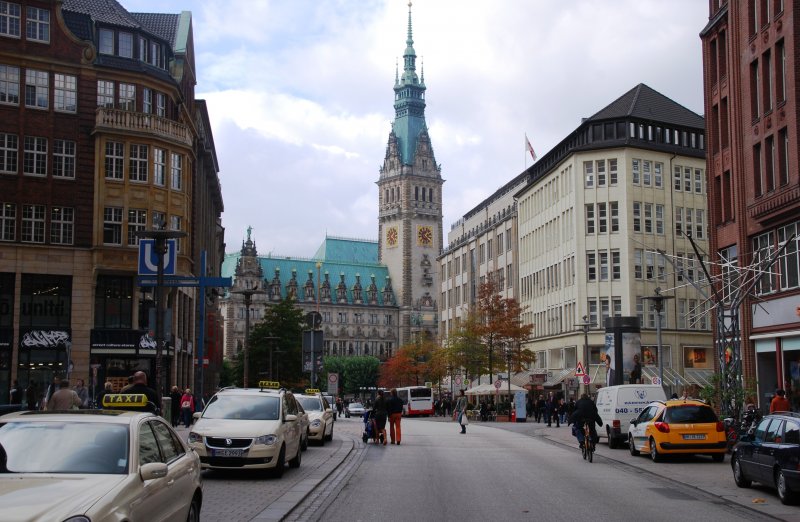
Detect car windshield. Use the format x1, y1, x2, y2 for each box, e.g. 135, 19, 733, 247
350, 403, 364, 409
0, 421, 128, 474
664, 405, 718, 424
297, 397, 323, 412
202, 395, 280, 420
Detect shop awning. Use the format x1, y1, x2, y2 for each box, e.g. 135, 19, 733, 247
641, 366, 683, 387
683, 368, 716, 387
544, 368, 573, 387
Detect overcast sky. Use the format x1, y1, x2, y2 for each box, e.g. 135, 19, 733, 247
122, 0, 709, 258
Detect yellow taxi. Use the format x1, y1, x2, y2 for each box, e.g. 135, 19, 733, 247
628, 398, 727, 462
295, 389, 335, 445
0, 394, 203, 522
188, 381, 303, 477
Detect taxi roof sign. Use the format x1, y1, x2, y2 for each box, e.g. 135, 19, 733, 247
102, 393, 148, 408
258, 380, 281, 389
305, 388, 321, 394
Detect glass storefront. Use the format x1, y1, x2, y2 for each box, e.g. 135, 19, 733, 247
0, 272, 13, 403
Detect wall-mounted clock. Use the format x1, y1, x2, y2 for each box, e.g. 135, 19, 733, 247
417, 225, 433, 246
387, 226, 398, 247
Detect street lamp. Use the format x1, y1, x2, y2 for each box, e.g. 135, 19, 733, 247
575, 315, 595, 396
233, 285, 264, 388
135, 228, 185, 405
264, 336, 279, 380
642, 287, 674, 392
505, 343, 513, 422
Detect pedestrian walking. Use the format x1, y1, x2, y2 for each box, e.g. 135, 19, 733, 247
9, 380, 22, 405
25, 381, 39, 410
180, 388, 195, 427
372, 390, 388, 445
74, 379, 89, 408
46, 380, 81, 411
170, 386, 182, 427
535, 395, 545, 423
96, 381, 113, 408
455, 389, 469, 434
770, 389, 791, 413
387, 388, 404, 445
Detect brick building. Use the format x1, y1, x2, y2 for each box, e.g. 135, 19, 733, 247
701, 0, 800, 409
0, 0, 224, 403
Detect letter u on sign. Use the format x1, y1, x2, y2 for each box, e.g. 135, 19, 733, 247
138, 239, 177, 275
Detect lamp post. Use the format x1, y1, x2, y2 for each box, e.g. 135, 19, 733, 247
505, 344, 513, 422
135, 229, 185, 405
233, 285, 264, 388
642, 287, 674, 392
264, 336, 279, 380
575, 315, 595, 396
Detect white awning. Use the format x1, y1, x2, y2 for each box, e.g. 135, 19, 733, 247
543, 368, 573, 387
683, 368, 716, 386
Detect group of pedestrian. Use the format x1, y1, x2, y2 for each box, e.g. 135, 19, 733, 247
434, 397, 452, 417
7, 377, 92, 411
169, 386, 201, 428
368, 389, 404, 445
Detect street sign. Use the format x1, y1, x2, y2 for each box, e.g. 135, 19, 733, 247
575, 361, 586, 377
494, 380, 502, 390
455, 377, 462, 386
328, 373, 339, 395
566, 377, 578, 389
582, 375, 591, 385
138, 239, 177, 276
652, 376, 661, 385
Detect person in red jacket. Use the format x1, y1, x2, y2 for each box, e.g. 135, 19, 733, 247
180, 388, 195, 427
770, 389, 791, 413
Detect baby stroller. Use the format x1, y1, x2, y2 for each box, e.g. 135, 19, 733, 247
362, 410, 377, 443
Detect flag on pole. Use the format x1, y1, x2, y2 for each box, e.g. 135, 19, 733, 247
525, 134, 537, 162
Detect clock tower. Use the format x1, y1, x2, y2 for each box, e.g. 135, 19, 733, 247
377, 2, 443, 346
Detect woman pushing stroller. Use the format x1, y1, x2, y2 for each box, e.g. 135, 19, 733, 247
370, 390, 389, 445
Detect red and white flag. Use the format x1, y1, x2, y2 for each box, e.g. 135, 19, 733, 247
525, 134, 537, 162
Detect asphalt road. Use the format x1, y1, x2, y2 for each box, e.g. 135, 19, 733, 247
184, 415, 800, 521
312, 417, 776, 522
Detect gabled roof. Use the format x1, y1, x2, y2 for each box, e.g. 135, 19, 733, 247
586, 83, 704, 130
132, 13, 180, 48
62, 0, 142, 29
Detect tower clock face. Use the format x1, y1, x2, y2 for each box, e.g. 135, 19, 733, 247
417, 225, 433, 246
386, 226, 398, 247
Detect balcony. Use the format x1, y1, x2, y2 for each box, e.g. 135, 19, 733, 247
94, 108, 193, 148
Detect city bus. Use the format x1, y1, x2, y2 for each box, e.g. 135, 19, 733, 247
395, 386, 434, 416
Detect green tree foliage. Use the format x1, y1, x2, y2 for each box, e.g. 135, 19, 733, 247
323, 356, 380, 395
443, 312, 488, 382
233, 298, 305, 388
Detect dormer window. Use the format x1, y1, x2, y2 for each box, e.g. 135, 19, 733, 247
118, 32, 133, 58
99, 28, 113, 54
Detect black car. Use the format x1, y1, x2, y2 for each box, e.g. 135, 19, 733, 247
731, 411, 800, 504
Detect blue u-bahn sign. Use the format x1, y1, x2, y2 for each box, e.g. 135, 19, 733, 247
138, 239, 177, 276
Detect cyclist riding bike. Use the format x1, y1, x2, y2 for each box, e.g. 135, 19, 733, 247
568, 393, 602, 449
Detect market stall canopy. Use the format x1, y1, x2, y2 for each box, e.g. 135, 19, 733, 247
466, 382, 527, 395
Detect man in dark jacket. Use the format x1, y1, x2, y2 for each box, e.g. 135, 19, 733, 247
123, 371, 159, 413
371, 390, 388, 445
387, 389, 404, 445
568, 393, 603, 448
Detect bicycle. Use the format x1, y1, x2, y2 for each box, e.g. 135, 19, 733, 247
582, 422, 595, 463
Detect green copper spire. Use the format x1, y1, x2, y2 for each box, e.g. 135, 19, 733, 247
392, 1, 427, 165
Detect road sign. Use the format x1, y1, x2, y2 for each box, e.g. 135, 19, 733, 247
566, 377, 578, 389
455, 377, 462, 386
494, 380, 502, 390
328, 372, 339, 395
575, 361, 586, 377
138, 239, 177, 276
652, 376, 661, 385
582, 375, 591, 385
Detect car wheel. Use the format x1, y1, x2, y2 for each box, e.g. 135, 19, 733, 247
289, 443, 302, 468
272, 445, 286, 478
776, 468, 796, 505
628, 435, 639, 456
325, 426, 333, 442
649, 437, 662, 462
712, 452, 725, 463
607, 427, 618, 449
733, 454, 751, 488
186, 495, 201, 522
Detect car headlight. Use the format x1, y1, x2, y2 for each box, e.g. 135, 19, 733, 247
311, 419, 322, 427
254, 434, 278, 446
188, 432, 203, 444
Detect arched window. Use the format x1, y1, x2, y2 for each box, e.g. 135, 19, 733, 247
414, 186, 419, 201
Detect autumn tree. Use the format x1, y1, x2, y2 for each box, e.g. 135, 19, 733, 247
379, 333, 441, 388
475, 280, 535, 379
443, 312, 488, 384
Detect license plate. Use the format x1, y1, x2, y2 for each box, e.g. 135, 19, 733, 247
212, 448, 244, 457
683, 434, 706, 440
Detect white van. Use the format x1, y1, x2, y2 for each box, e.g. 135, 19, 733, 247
595, 384, 666, 448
